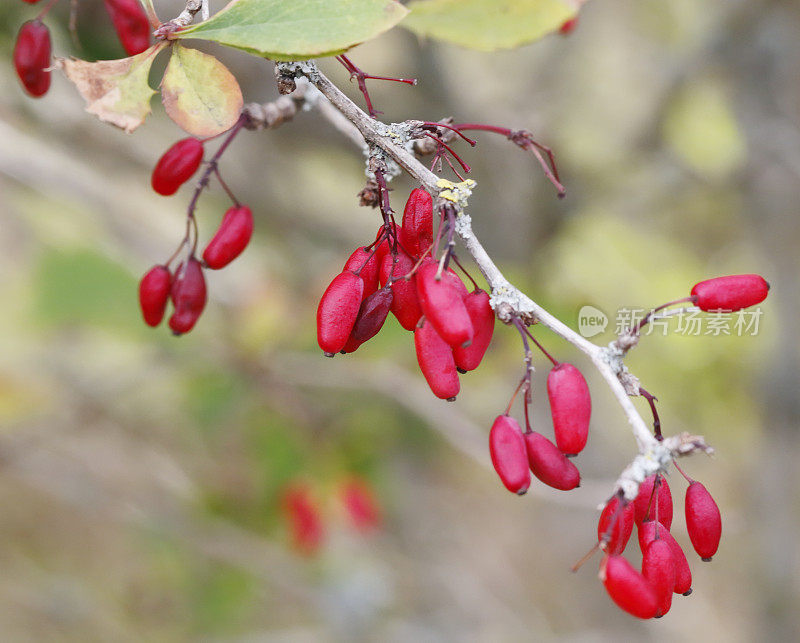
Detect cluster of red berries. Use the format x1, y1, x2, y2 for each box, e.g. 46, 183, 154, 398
138, 137, 253, 334
13, 0, 150, 99
316, 188, 495, 400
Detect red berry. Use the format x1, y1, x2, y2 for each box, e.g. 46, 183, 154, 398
316, 270, 364, 356
489, 416, 531, 495
343, 246, 380, 299
633, 474, 673, 529
339, 477, 381, 533
138, 264, 171, 327
638, 521, 692, 595
283, 483, 325, 555
453, 289, 495, 372
691, 274, 769, 312
414, 317, 460, 400
685, 482, 722, 561
524, 431, 580, 491
168, 257, 207, 335
600, 555, 658, 619
202, 205, 254, 269
341, 287, 393, 353
14, 21, 51, 98
546, 362, 591, 455
151, 138, 204, 196
379, 250, 423, 331
642, 539, 676, 617
559, 17, 578, 35
103, 0, 151, 56
399, 188, 433, 257
415, 259, 474, 348
597, 497, 635, 554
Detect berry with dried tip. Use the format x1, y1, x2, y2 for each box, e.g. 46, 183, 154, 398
524, 431, 580, 490
202, 205, 254, 269
597, 497, 635, 554
642, 539, 676, 617
138, 265, 171, 327
14, 21, 51, 98
633, 474, 673, 529
168, 257, 207, 335
685, 481, 722, 561
344, 246, 381, 300
489, 416, 531, 495
453, 289, 495, 372
151, 138, 204, 196
379, 249, 423, 330
342, 287, 393, 353
415, 259, 474, 348
316, 270, 364, 355
638, 520, 692, 595
600, 555, 658, 619
547, 362, 591, 455
103, 0, 151, 56
414, 317, 460, 400
399, 188, 433, 257
691, 274, 769, 312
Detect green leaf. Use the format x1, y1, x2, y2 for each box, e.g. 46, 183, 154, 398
176, 0, 409, 60
160, 44, 244, 137
403, 0, 575, 51
57, 44, 166, 133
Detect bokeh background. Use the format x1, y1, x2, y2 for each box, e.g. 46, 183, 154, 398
1, 0, 799, 640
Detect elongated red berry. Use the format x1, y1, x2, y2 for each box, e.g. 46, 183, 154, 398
14, 21, 51, 98
343, 246, 381, 299
638, 521, 692, 595
316, 271, 364, 356
633, 474, 673, 529
283, 483, 325, 556
339, 477, 381, 533
453, 289, 495, 372
547, 362, 591, 455
202, 205, 253, 269
169, 257, 207, 335
600, 555, 658, 619
414, 317, 460, 400
151, 138, 204, 196
598, 497, 635, 554
691, 274, 769, 312
399, 188, 433, 257
138, 264, 171, 327
379, 250, 423, 330
642, 539, 676, 617
416, 259, 473, 348
103, 0, 151, 56
342, 287, 393, 353
489, 416, 531, 495
685, 482, 722, 561
524, 431, 580, 490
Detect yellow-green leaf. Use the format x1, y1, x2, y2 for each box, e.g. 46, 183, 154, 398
160, 44, 244, 137
404, 0, 575, 51
176, 0, 409, 60
57, 44, 166, 133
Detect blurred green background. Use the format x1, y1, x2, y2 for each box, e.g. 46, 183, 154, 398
1, 0, 799, 640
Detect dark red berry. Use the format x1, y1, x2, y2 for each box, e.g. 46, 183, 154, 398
138, 264, 171, 327
399, 188, 433, 257
685, 482, 722, 561
524, 431, 580, 491
638, 521, 692, 595
344, 246, 380, 299
453, 289, 495, 372
283, 483, 325, 555
202, 205, 254, 269
597, 497, 635, 554
379, 250, 423, 331
415, 259, 474, 348
414, 317, 460, 400
489, 416, 531, 495
341, 287, 393, 353
14, 21, 51, 98
103, 0, 151, 56
559, 17, 578, 35
547, 362, 591, 455
151, 138, 204, 196
316, 270, 364, 356
600, 555, 658, 619
642, 539, 676, 617
168, 257, 207, 335
633, 474, 673, 529
691, 274, 769, 312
